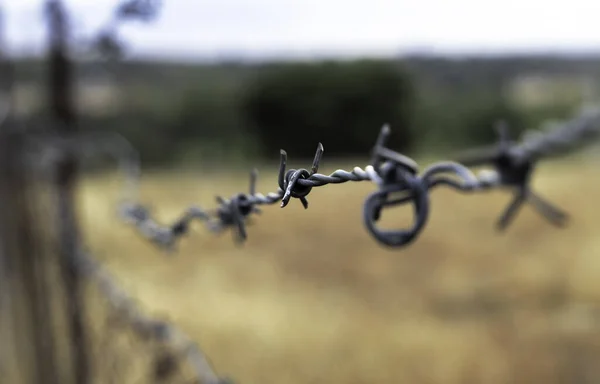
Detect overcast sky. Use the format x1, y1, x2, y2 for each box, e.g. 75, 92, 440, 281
3, 0, 600, 60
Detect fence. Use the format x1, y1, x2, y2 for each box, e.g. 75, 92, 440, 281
0, 1, 229, 381
0, 124, 231, 383
0, 98, 599, 383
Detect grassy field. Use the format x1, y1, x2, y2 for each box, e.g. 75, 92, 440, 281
76, 156, 600, 384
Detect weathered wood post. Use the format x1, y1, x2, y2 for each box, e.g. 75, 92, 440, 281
0, 3, 62, 381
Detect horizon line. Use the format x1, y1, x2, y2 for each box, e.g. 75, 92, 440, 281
7, 47, 600, 64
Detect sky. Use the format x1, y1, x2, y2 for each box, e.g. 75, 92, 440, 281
3, 0, 600, 61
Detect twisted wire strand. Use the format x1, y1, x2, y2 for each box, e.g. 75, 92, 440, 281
292, 166, 374, 187
120, 167, 377, 249
74, 248, 231, 384
123, 155, 503, 249
235, 190, 282, 206
294, 162, 497, 196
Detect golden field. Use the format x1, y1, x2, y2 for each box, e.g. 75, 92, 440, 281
76, 156, 600, 384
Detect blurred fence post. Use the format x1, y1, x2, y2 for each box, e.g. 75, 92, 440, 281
0, 6, 61, 384
0, 1, 90, 383
0, 10, 62, 376
45, 0, 90, 383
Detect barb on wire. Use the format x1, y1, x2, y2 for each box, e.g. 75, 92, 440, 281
455, 119, 570, 231
74, 248, 232, 384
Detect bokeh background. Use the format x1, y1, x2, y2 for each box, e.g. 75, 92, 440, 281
2, 1, 600, 383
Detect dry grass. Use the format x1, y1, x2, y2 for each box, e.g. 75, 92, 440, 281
76, 156, 600, 384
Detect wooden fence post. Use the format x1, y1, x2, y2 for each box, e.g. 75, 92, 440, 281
45, 1, 90, 383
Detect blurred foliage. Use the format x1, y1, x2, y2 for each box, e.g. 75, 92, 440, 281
240, 60, 415, 157
12, 56, 592, 166
412, 92, 572, 151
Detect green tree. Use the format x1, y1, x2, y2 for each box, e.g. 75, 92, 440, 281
241, 59, 415, 157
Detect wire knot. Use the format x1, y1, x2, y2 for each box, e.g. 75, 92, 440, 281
278, 143, 324, 208
281, 168, 312, 207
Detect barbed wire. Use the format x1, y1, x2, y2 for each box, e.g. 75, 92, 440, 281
115, 105, 600, 250
23, 105, 600, 252
115, 124, 500, 250
73, 247, 232, 384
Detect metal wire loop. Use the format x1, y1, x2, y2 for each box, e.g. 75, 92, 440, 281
363, 177, 430, 247
361, 124, 432, 247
